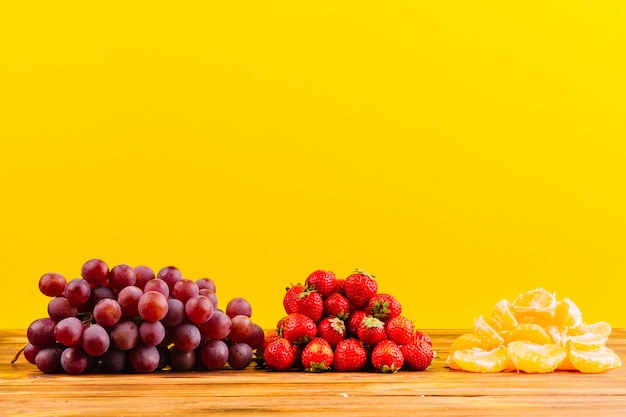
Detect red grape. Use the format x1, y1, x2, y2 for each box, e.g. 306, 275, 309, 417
134, 265, 155, 290
82, 324, 110, 357
65, 278, 91, 307
54, 317, 84, 347
108, 264, 136, 292
156, 266, 182, 293
173, 279, 199, 304
39, 272, 67, 297
200, 339, 229, 369
225, 297, 252, 318
81, 258, 109, 286
185, 295, 214, 324
138, 291, 169, 322
93, 298, 122, 328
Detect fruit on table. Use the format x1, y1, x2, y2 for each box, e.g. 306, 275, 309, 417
257, 269, 435, 373
446, 288, 622, 374
22, 259, 263, 374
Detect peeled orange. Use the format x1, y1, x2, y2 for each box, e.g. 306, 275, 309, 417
507, 341, 566, 373
452, 346, 510, 373
568, 346, 622, 373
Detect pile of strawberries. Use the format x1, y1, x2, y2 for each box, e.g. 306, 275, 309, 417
256, 269, 435, 373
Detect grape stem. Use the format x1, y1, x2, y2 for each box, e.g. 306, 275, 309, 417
11, 343, 27, 364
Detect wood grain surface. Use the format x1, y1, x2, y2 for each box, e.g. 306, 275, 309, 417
1, 329, 625, 416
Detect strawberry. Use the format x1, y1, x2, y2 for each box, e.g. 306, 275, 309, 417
344, 269, 377, 308
371, 339, 404, 373
291, 342, 305, 370
357, 315, 387, 346
261, 329, 280, 351
317, 317, 346, 347
332, 338, 368, 371
415, 330, 432, 346
323, 292, 351, 320
283, 283, 305, 314
334, 279, 346, 296
400, 340, 434, 371
366, 293, 402, 322
296, 288, 323, 322
279, 313, 317, 345
264, 338, 295, 371
301, 337, 334, 372
305, 270, 337, 297
346, 310, 368, 337
385, 315, 416, 345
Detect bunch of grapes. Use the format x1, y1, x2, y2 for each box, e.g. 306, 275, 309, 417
22, 259, 264, 374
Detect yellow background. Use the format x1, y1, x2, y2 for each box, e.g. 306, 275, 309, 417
1, 1, 625, 331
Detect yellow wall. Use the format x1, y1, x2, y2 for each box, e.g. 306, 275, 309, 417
1, 1, 625, 331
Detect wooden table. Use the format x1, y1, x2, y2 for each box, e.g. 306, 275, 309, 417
1, 329, 625, 416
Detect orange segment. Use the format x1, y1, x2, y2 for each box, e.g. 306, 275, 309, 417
545, 325, 568, 348
452, 346, 510, 373
568, 347, 622, 373
491, 299, 518, 332
511, 288, 557, 321
450, 332, 489, 353
473, 315, 504, 348
568, 333, 607, 351
570, 321, 612, 338
507, 341, 566, 373
553, 298, 583, 328
505, 323, 552, 345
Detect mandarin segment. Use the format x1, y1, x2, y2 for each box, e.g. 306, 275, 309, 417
511, 288, 557, 321
505, 323, 552, 345
568, 346, 622, 373
553, 298, 583, 328
568, 333, 607, 351
473, 315, 504, 348
491, 299, 518, 332
452, 346, 510, 373
507, 341, 566, 373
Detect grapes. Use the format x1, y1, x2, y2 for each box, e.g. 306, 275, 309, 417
156, 266, 182, 293
173, 279, 199, 304
228, 343, 254, 370
185, 295, 214, 324
101, 348, 128, 373
61, 347, 89, 375
161, 298, 185, 327
200, 339, 229, 369
228, 315, 255, 343
117, 285, 143, 317
65, 278, 91, 307
138, 291, 169, 322
93, 298, 122, 328
225, 297, 252, 318
172, 323, 201, 352
81, 258, 109, 286
39, 272, 67, 297
169, 347, 196, 371
111, 320, 139, 350
54, 317, 84, 347
198, 310, 231, 340
144, 278, 170, 298
108, 264, 137, 292
82, 324, 110, 357
27, 318, 57, 348
23, 259, 263, 374
48, 296, 78, 321
134, 265, 155, 290
129, 344, 160, 373
139, 320, 166, 346
35, 346, 64, 374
